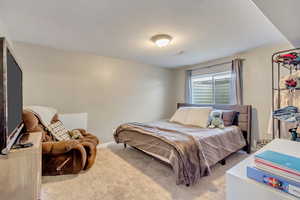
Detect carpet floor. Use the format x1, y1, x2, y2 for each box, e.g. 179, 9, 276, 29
42, 143, 248, 200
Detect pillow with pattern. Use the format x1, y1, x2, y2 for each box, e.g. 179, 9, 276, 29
47, 121, 71, 141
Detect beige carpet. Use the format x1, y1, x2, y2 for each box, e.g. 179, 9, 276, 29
41, 143, 248, 200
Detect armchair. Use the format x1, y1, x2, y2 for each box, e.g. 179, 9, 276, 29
22, 110, 99, 175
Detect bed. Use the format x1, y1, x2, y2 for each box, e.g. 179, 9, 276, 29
114, 103, 252, 186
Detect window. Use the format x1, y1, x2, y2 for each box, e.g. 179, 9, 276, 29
191, 72, 232, 104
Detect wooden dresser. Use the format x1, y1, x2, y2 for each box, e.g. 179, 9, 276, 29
0, 132, 42, 200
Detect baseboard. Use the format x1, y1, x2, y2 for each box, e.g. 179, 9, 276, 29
97, 141, 115, 149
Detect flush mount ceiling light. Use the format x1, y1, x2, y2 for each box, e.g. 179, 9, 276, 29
150, 34, 173, 48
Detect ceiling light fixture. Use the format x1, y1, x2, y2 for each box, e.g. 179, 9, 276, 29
151, 34, 173, 48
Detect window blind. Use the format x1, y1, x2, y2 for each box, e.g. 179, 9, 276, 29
191, 72, 232, 104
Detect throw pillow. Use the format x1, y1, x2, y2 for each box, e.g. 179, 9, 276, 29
214, 109, 237, 126
47, 121, 71, 141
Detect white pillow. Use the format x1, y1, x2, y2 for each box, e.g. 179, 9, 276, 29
170, 107, 189, 124
170, 107, 212, 127
184, 107, 212, 127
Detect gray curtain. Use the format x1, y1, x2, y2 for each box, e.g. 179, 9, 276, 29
230, 59, 243, 105
185, 70, 192, 103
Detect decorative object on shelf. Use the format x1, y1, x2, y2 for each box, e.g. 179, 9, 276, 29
285, 78, 298, 89
273, 106, 298, 121
288, 128, 300, 141
273, 106, 300, 141
274, 52, 300, 68
290, 57, 300, 68
271, 48, 300, 139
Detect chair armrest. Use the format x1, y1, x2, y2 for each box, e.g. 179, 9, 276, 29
72, 128, 88, 136
42, 140, 84, 156
73, 129, 99, 146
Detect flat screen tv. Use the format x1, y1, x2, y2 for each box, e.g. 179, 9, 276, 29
0, 38, 23, 155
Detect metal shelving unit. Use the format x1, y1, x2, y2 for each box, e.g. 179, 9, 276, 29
271, 48, 300, 139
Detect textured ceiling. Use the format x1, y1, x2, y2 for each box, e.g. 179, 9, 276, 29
0, 0, 288, 67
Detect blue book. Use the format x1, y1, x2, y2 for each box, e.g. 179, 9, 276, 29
255, 150, 300, 173
247, 166, 300, 198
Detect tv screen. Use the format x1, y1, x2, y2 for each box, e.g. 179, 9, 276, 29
0, 38, 23, 154
7, 49, 23, 135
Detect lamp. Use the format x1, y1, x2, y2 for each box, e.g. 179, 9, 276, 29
150, 34, 172, 48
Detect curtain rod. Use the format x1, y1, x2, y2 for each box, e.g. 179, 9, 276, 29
189, 58, 245, 71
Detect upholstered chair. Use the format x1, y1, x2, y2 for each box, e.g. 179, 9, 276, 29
22, 110, 99, 175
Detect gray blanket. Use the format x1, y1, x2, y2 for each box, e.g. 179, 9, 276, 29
114, 120, 246, 185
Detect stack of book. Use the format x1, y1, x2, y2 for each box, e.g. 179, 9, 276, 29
247, 150, 300, 198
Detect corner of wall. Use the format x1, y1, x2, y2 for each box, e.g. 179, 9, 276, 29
0, 18, 12, 45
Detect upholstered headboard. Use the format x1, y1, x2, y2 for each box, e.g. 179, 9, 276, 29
177, 103, 252, 153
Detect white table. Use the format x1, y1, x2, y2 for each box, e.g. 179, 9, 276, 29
226, 139, 300, 200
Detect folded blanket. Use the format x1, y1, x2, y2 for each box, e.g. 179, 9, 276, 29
24, 105, 57, 127
114, 122, 211, 185
273, 106, 300, 123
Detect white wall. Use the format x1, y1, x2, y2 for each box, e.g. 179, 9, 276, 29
13, 42, 176, 142
173, 42, 294, 145
11, 39, 294, 145
0, 19, 6, 37
0, 18, 11, 43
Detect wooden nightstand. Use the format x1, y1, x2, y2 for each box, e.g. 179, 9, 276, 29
0, 132, 42, 200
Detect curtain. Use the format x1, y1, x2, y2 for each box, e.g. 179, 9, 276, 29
230, 59, 243, 105
185, 70, 192, 103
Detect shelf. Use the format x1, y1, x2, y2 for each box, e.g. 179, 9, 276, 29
272, 48, 300, 139
274, 88, 300, 91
